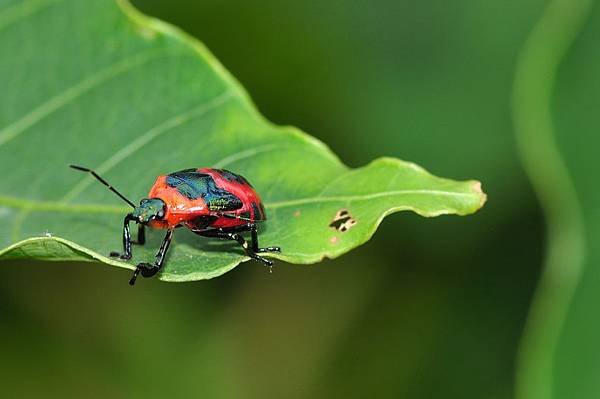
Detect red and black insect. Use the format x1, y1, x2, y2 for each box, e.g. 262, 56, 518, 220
70, 165, 280, 286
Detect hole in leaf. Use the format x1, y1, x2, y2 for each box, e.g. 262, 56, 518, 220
329, 209, 357, 233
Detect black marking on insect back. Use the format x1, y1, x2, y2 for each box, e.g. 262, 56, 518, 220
215, 169, 253, 187
259, 203, 267, 220
251, 202, 265, 221
166, 171, 211, 199
329, 209, 357, 232
206, 193, 243, 212
167, 170, 243, 211
189, 215, 219, 231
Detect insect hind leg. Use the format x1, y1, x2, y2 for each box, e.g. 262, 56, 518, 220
196, 228, 275, 267
249, 224, 280, 253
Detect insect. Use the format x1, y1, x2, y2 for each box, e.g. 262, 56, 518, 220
70, 165, 281, 286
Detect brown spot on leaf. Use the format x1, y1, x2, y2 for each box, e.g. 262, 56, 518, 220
137, 26, 157, 40
329, 209, 357, 233
294, 210, 301, 217
472, 181, 487, 207
330, 236, 339, 245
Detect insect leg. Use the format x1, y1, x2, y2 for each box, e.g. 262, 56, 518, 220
134, 224, 145, 245
249, 224, 280, 253
110, 214, 135, 260
129, 228, 174, 286
228, 231, 273, 267
196, 228, 275, 267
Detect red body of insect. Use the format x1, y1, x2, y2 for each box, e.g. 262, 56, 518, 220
147, 168, 266, 230
69, 164, 279, 286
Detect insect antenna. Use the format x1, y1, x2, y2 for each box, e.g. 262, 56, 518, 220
69, 165, 136, 208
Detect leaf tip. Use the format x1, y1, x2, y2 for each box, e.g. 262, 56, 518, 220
471, 180, 487, 209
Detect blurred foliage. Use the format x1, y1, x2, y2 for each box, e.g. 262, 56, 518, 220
552, 2, 600, 397
5, 0, 598, 397
512, 0, 596, 398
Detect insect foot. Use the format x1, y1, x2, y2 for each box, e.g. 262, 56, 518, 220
110, 251, 132, 260
257, 246, 281, 253
252, 254, 273, 267
129, 262, 159, 286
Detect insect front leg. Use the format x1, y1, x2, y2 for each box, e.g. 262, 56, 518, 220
110, 214, 136, 260
133, 224, 145, 245
129, 229, 174, 286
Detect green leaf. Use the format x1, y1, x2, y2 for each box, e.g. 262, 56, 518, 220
0, 0, 486, 281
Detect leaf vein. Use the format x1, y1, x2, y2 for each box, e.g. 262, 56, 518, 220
0, 48, 169, 148
62, 90, 234, 202
0, 0, 63, 31
265, 189, 478, 209
212, 144, 284, 168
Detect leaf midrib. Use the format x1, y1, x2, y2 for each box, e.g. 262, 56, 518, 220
0, 189, 479, 215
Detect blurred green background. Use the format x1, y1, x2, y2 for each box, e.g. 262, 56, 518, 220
3, 0, 598, 397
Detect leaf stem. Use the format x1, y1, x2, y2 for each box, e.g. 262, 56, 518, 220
512, 0, 593, 397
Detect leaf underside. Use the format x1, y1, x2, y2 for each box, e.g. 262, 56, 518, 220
0, 0, 486, 281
